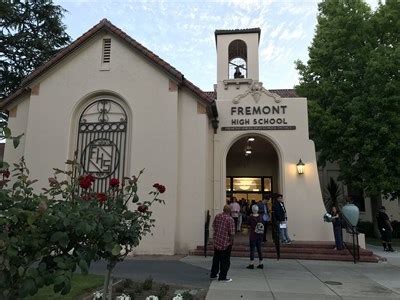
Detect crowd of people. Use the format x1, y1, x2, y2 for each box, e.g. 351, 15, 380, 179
211, 195, 293, 282
210, 195, 396, 283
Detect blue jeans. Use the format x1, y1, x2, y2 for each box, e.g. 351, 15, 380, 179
333, 225, 344, 250
279, 226, 290, 243
249, 238, 263, 261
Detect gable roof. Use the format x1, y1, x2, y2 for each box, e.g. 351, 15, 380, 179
0, 19, 214, 109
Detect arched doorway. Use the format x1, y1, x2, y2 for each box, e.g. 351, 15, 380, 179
226, 134, 280, 204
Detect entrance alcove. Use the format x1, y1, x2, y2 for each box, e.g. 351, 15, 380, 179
226, 135, 279, 204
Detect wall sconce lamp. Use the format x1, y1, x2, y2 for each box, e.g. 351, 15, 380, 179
296, 159, 305, 175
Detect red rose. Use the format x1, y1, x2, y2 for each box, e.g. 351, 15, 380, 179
79, 175, 92, 190
109, 178, 119, 187
3, 170, 10, 179
96, 193, 107, 203
153, 183, 166, 194
137, 205, 148, 213
87, 174, 95, 182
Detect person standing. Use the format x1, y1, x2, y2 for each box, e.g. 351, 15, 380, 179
246, 205, 264, 269
210, 205, 235, 282
258, 199, 270, 242
230, 198, 241, 232
331, 206, 344, 250
377, 206, 395, 252
273, 195, 292, 244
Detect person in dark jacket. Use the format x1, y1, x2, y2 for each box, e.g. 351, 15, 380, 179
377, 206, 395, 252
273, 195, 292, 244
246, 205, 264, 269
331, 206, 344, 250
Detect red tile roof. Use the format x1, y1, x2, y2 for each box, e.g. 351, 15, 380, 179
0, 19, 214, 109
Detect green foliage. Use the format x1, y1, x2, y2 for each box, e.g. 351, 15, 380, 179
25, 274, 104, 300
0, 0, 71, 98
296, 0, 400, 201
357, 221, 374, 237
142, 276, 153, 291
324, 177, 341, 210
0, 157, 165, 299
157, 283, 170, 299
182, 291, 194, 300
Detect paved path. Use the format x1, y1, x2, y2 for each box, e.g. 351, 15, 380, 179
90, 247, 400, 300
182, 249, 400, 300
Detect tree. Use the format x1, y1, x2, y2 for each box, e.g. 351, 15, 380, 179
0, 0, 71, 98
296, 0, 400, 231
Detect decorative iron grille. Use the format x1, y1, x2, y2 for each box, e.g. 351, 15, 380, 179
76, 99, 127, 192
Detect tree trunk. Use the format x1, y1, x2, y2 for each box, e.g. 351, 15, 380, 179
369, 194, 382, 238
103, 261, 116, 300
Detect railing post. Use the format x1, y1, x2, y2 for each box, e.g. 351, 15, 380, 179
204, 210, 210, 257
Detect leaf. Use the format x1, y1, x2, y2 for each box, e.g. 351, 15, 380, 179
78, 259, 88, 274
0, 161, 9, 170
132, 194, 139, 203
111, 244, 122, 256
18, 266, 24, 276
3, 127, 11, 139
21, 278, 36, 297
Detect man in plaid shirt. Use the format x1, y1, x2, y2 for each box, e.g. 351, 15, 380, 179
210, 205, 235, 282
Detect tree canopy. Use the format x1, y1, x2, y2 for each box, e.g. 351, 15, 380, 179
296, 0, 400, 201
0, 0, 71, 99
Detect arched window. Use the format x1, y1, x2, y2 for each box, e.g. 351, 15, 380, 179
228, 39, 247, 79
76, 97, 128, 192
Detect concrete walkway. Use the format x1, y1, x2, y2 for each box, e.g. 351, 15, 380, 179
90, 247, 400, 300
182, 248, 400, 300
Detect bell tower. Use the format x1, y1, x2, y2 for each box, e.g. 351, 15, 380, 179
214, 28, 261, 99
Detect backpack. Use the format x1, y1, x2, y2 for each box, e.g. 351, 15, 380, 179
254, 217, 264, 234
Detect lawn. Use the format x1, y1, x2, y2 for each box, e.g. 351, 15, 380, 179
365, 237, 400, 248
25, 274, 104, 300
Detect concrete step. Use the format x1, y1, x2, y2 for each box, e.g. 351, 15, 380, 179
192, 241, 381, 262
190, 249, 380, 262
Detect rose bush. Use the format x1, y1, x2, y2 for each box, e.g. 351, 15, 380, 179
0, 157, 165, 299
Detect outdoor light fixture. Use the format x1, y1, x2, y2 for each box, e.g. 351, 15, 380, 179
248, 137, 255, 142
245, 144, 252, 155
296, 159, 305, 175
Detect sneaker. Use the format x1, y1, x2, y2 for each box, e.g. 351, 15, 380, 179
246, 264, 254, 269
257, 264, 264, 269
219, 278, 232, 282
210, 275, 218, 279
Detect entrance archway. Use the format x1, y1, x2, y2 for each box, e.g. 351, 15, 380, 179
226, 134, 280, 204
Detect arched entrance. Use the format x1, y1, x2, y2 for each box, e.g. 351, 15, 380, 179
225, 134, 280, 204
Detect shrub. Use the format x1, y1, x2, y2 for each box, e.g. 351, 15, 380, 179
182, 291, 194, 300
392, 220, 400, 239
142, 276, 153, 290
357, 221, 374, 237
157, 283, 169, 299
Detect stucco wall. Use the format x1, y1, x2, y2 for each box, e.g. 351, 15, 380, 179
214, 84, 333, 241
3, 95, 30, 165
175, 90, 210, 253
4, 32, 213, 255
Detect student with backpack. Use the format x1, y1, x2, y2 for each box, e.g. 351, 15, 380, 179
246, 204, 264, 269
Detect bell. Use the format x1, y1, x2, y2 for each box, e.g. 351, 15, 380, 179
234, 66, 243, 79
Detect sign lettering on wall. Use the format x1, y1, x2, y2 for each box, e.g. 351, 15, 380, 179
222, 105, 296, 131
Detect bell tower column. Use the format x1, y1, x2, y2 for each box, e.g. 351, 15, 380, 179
215, 28, 261, 100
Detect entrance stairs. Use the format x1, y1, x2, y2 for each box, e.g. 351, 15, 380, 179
191, 241, 381, 262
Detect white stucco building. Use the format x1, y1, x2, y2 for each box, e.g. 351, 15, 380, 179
4, 19, 386, 255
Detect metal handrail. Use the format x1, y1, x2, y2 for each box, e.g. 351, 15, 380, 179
204, 210, 211, 257
341, 213, 360, 263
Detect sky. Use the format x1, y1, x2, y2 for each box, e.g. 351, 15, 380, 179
55, 0, 379, 92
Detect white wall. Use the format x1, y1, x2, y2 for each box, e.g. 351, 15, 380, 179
175, 90, 210, 253
214, 84, 333, 241
4, 95, 30, 165
4, 32, 212, 255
